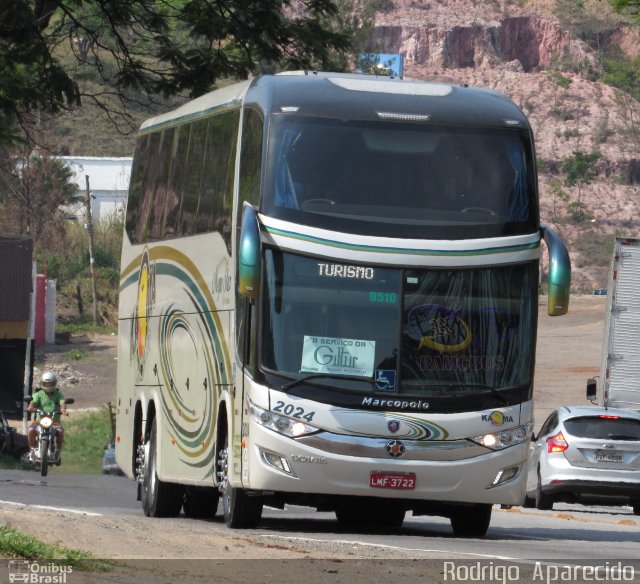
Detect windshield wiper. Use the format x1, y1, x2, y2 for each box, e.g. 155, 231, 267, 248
463, 384, 509, 405
282, 373, 375, 392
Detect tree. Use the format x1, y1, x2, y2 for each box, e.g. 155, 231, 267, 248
0, 147, 77, 243
560, 150, 600, 224
0, 0, 355, 148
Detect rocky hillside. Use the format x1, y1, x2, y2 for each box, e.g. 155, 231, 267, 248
369, 0, 640, 291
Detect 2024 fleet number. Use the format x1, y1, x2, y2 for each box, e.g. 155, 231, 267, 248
273, 401, 316, 422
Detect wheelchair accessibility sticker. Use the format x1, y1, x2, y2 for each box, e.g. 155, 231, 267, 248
374, 369, 396, 391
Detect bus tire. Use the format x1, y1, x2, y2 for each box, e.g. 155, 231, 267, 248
142, 419, 183, 518
450, 504, 492, 538
183, 486, 219, 520
218, 432, 262, 528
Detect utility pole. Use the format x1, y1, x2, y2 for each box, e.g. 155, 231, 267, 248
85, 175, 99, 325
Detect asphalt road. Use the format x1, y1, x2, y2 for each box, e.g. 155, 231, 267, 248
1, 469, 638, 562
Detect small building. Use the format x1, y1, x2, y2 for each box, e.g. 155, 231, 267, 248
59, 157, 132, 222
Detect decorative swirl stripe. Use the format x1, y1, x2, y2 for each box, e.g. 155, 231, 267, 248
338, 411, 448, 441
120, 245, 231, 473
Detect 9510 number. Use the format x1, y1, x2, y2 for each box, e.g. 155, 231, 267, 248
369, 292, 397, 303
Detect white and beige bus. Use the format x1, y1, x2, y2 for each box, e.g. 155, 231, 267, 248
115, 71, 571, 537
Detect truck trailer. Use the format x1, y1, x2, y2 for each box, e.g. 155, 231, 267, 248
587, 237, 640, 411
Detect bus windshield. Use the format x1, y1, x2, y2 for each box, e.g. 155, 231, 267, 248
262, 116, 538, 239
261, 250, 537, 403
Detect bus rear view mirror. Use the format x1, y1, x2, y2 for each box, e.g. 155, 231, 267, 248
238, 204, 261, 298
541, 225, 571, 316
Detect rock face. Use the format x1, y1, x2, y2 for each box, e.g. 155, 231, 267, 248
372, 16, 593, 73
367, 0, 640, 291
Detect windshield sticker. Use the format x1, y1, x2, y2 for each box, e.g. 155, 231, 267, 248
408, 304, 473, 353
318, 263, 375, 279
369, 291, 397, 303
301, 336, 375, 377
420, 355, 505, 372
374, 370, 396, 392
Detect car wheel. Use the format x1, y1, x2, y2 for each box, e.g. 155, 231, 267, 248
522, 493, 536, 508
535, 468, 553, 511
450, 504, 492, 538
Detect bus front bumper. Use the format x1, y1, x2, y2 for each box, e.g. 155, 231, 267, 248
241, 422, 528, 506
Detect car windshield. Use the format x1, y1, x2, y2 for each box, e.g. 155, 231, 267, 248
261, 116, 538, 240
261, 249, 537, 401
564, 416, 640, 440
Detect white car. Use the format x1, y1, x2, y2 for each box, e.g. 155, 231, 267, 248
525, 405, 640, 513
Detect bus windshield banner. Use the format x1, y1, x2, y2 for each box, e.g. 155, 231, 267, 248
301, 335, 375, 377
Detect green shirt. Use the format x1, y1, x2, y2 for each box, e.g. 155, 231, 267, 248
31, 389, 66, 422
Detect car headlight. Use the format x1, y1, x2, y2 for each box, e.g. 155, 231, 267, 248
472, 421, 533, 450
249, 400, 320, 438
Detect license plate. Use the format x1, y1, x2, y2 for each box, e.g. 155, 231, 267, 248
369, 472, 416, 490
594, 450, 623, 463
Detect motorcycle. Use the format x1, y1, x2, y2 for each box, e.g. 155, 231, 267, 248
23, 396, 74, 476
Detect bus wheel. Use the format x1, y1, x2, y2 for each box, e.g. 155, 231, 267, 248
217, 433, 262, 528
183, 486, 220, 520
450, 504, 492, 538
142, 419, 183, 518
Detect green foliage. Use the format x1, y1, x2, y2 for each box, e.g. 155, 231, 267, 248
61, 408, 114, 474
65, 348, 88, 361
611, 0, 640, 23
601, 55, 640, 100
0, 527, 112, 572
1, 0, 356, 147
561, 151, 600, 187
0, 525, 96, 564
547, 70, 573, 90
56, 321, 118, 335
567, 201, 593, 223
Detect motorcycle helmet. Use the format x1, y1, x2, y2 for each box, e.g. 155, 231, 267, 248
41, 371, 57, 391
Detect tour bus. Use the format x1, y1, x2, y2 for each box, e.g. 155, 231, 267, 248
115, 71, 571, 537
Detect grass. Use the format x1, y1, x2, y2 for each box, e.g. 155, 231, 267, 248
65, 348, 88, 360
62, 408, 114, 474
56, 322, 118, 335
0, 526, 114, 572
0, 525, 94, 564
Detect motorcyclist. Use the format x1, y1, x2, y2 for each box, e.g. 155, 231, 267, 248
27, 371, 68, 463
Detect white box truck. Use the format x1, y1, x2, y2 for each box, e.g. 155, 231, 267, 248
587, 237, 640, 411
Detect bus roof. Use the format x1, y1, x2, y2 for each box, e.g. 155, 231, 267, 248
140, 71, 530, 132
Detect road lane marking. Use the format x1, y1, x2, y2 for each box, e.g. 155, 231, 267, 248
0, 499, 102, 516
255, 534, 519, 560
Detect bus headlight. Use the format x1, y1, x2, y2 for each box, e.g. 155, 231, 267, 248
249, 401, 320, 438
472, 421, 533, 450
